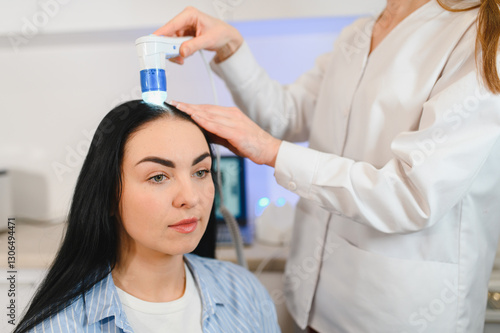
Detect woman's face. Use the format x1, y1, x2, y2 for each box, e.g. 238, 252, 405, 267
118, 116, 214, 257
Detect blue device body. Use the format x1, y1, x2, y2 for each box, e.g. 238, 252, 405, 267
140, 68, 166, 93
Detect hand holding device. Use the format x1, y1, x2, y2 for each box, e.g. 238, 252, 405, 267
154, 6, 244, 64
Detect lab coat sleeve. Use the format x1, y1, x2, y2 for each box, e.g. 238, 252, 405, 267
273, 29, 500, 234
210, 41, 331, 142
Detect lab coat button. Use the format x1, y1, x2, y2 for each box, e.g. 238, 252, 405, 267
288, 181, 297, 191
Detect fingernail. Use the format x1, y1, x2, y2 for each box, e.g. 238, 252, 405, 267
168, 100, 178, 107
192, 113, 200, 120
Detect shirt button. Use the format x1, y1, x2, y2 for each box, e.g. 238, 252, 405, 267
288, 181, 297, 191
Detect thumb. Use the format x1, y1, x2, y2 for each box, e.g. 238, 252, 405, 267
154, 23, 176, 37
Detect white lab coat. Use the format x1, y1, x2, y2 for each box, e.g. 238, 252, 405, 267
211, 1, 500, 332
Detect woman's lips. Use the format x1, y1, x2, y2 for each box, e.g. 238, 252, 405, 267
168, 218, 198, 233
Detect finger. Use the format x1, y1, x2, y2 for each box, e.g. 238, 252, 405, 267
180, 105, 238, 138
180, 106, 239, 132
172, 102, 202, 115
182, 106, 236, 129
174, 102, 208, 117
154, 7, 198, 37
168, 56, 185, 65
193, 112, 236, 130
179, 34, 217, 58
176, 103, 235, 121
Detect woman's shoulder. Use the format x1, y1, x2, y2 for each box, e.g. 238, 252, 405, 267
28, 297, 86, 332
184, 254, 278, 326
184, 256, 279, 331
27, 273, 122, 332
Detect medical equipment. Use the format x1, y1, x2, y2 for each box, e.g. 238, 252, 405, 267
135, 35, 248, 268
135, 35, 192, 105
214, 156, 252, 245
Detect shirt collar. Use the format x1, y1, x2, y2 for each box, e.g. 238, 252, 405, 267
82, 255, 227, 330
83, 272, 134, 332
184, 254, 230, 319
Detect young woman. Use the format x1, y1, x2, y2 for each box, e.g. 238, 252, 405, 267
14, 101, 280, 333
155, 0, 500, 332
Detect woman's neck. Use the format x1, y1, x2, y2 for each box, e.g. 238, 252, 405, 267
371, 0, 432, 53
112, 247, 186, 303
381, 0, 432, 26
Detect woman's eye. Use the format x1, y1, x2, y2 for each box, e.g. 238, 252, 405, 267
149, 174, 167, 183
194, 169, 210, 178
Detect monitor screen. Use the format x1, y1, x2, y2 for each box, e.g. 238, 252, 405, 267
214, 156, 246, 226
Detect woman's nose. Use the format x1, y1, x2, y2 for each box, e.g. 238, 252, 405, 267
172, 177, 199, 208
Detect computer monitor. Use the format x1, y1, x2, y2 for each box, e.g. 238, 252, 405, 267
214, 156, 252, 244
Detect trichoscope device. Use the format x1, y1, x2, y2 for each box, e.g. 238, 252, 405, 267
135, 34, 248, 268
135, 35, 192, 105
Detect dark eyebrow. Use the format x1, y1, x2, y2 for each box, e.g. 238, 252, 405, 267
135, 152, 211, 168
192, 152, 211, 166
136, 157, 175, 168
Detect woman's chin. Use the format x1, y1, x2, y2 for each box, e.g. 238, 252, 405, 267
165, 237, 204, 256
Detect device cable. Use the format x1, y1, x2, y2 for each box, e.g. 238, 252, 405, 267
198, 50, 248, 269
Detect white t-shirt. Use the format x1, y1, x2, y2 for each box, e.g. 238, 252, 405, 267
116, 263, 203, 333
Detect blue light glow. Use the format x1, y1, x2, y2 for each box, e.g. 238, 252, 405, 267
276, 197, 286, 207
142, 91, 167, 106
258, 197, 270, 207
255, 197, 271, 217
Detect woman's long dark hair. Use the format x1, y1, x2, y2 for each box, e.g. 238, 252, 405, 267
15, 100, 217, 332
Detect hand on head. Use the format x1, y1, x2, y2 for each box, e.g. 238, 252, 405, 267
154, 6, 244, 64
172, 102, 282, 168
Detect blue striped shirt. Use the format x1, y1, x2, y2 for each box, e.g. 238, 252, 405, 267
29, 254, 281, 332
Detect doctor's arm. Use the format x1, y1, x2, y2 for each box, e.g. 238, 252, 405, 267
156, 7, 334, 142
176, 33, 500, 235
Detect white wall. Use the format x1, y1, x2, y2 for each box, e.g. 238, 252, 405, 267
0, 0, 385, 35
0, 1, 385, 222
